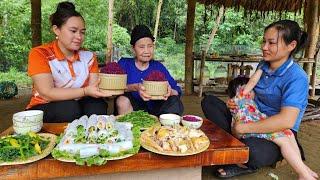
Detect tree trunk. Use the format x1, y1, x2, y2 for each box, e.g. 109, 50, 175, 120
199, 5, 224, 97
304, 0, 319, 77
154, 0, 163, 43
31, 0, 41, 47
204, 6, 224, 55
184, 0, 196, 95
106, 0, 114, 63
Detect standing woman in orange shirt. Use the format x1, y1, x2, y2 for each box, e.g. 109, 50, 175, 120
26, 1, 111, 122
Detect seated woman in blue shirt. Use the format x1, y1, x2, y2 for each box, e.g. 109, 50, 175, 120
202, 20, 313, 178
115, 25, 184, 116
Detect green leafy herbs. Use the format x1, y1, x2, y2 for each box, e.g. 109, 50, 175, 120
0, 132, 49, 162
117, 110, 157, 129
75, 125, 86, 143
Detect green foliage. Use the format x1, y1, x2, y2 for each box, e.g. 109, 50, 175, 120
0, 68, 31, 88
0, 81, 18, 99
0, 0, 31, 72
155, 37, 185, 80
0, 0, 311, 86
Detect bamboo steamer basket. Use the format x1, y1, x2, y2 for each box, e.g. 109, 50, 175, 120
143, 80, 168, 100
99, 73, 127, 95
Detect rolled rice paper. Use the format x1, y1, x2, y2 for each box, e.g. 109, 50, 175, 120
80, 146, 100, 158
87, 131, 98, 143
87, 115, 98, 134
97, 116, 107, 130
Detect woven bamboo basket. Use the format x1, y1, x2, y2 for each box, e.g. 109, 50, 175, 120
143, 80, 168, 100
99, 73, 127, 95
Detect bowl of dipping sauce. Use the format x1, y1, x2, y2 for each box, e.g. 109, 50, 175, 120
181, 115, 203, 129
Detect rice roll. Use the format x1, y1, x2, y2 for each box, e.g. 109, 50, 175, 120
87, 115, 98, 134
87, 131, 98, 143
62, 136, 74, 145
117, 141, 133, 151
101, 144, 120, 154
97, 116, 106, 130
97, 129, 110, 143
80, 146, 100, 158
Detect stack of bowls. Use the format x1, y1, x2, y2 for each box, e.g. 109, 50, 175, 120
12, 110, 43, 134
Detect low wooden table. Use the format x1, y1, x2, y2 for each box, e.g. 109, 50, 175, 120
0, 119, 249, 179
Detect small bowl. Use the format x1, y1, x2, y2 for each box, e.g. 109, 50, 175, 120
12, 110, 43, 134
181, 115, 203, 129
159, 114, 181, 126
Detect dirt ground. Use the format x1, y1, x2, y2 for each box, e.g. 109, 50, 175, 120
0, 89, 319, 179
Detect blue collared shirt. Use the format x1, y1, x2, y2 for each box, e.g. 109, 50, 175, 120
254, 57, 308, 132
118, 57, 182, 102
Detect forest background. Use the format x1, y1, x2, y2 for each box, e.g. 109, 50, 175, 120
0, 0, 305, 88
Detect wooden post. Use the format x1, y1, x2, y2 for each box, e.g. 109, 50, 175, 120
106, 0, 114, 63
31, 0, 41, 47
154, 0, 163, 43
310, 49, 320, 97
304, 0, 319, 79
198, 50, 206, 97
184, 0, 196, 95
199, 6, 224, 97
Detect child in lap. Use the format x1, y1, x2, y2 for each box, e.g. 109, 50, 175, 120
230, 75, 318, 180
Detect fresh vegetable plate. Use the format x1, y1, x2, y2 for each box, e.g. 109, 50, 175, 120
0, 133, 56, 166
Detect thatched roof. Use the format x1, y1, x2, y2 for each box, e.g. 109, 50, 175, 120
197, 0, 306, 14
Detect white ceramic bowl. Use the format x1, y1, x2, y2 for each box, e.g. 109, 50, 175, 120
181, 115, 203, 129
159, 114, 181, 126
12, 110, 43, 134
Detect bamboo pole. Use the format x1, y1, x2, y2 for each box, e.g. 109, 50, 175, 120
304, 0, 319, 77
106, 0, 114, 63
154, 0, 163, 43
198, 50, 206, 97
184, 0, 196, 95
199, 6, 224, 97
310, 49, 320, 97
31, 0, 42, 47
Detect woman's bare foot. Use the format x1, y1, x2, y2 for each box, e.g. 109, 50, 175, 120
298, 174, 316, 180
306, 166, 318, 179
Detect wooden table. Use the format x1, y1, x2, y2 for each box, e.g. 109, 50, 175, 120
0, 120, 249, 180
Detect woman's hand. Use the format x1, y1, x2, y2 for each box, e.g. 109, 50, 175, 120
162, 83, 172, 100
138, 84, 152, 101
84, 79, 112, 98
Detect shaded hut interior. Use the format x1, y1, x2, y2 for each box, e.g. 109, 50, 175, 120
184, 0, 319, 96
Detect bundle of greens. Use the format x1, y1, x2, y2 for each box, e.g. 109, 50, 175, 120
0, 132, 49, 162
117, 110, 157, 129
